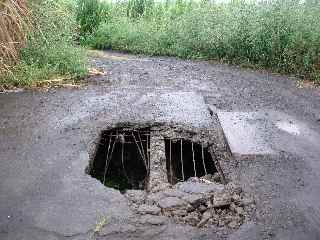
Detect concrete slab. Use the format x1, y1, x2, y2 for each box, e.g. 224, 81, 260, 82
217, 111, 274, 156
217, 110, 320, 157
133, 90, 214, 127
151, 91, 213, 127
59, 90, 213, 129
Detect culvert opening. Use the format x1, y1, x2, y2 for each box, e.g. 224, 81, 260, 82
164, 139, 217, 184
90, 128, 150, 191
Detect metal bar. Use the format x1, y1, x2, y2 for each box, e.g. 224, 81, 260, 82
146, 133, 150, 192
103, 132, 113, 184
146, 134, 150, 171
169, 139, 173, 184
180, 139, 185, 181
201, 144, 208, 175
132, 132, 147, 169
131, 129, 150, 133
105, 140, 147, 144
103, 131, 116, 184
191, 142, 197, 177
121, 141, 131, 183
137, 131, 147, 165
106, 134, 150, 138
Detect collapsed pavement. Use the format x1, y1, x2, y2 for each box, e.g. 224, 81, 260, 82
86, 103, 255, 236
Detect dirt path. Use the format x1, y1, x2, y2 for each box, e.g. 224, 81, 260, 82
1, 51, 320, 240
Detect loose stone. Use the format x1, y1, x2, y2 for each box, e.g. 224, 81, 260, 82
183, 212, 200, 226
125, 190, 146, 204
197, 210, 212, 228
178, 181, 224, 195
171, 209, 188, 217
137, 204, 161, 215
213, 193, 232, 208
139, 215, 167, 225
158, 197, 187, 209
182, 194, 205, 207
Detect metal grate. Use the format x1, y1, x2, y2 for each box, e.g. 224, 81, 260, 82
164, 138, 218, 184
91, 128, 150, 191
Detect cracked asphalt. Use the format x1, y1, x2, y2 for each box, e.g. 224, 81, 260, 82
1, 51, 320, 240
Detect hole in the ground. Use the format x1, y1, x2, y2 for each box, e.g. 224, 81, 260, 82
164, 139, 217, 184
90, 128, 150, 192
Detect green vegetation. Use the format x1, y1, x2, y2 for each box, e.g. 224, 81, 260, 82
2, 0, 319, 87
76, 0, 109, 39
1, 0, 87, 88
83, 0, 320, 84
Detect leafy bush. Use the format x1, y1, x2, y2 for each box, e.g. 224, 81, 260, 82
88, 1, 320, 83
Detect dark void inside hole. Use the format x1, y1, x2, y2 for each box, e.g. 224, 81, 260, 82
90, 128, 150, 191
165, 139, 217, 184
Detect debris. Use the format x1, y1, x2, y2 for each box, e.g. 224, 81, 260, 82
89, 125, 254, 230
88, 67, 107, 76
178, 180, 224, 194
235, 206, 244, 215
213, 193, 232, 208
158, 197, 187, 209
228, 220, 239, 229
146, 192, 165, 205
162, 189, 186, 198
171, 209, 188, 217
197, 210, 212, 227
125, 190, 146, 204
139, 215, 167, 225
183, 212, 200, 226
137, 204, 161, 215
181, 194, 205, 207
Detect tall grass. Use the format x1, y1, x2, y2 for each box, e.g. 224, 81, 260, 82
76, 0, 110, 38
0, 0, 29, 74
1, 0, 88, 88
86, 0, 320, 84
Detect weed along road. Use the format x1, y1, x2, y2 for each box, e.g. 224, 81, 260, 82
1, 51, 320, 240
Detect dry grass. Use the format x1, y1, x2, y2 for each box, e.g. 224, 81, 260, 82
0, 0, 29, 74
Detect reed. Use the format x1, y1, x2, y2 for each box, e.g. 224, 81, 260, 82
0, 0, 29, 74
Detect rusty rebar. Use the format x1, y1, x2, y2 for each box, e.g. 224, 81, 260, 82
132, 132, 147, 170
137, 131, 147, 166
201, 144, 208, 175
191, 142, 197, 177
103, 132, 116, 185
170, 139, 173, 184
180, 139, 185, 181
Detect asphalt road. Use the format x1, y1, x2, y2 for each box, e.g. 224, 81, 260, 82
1, 51, 320, 240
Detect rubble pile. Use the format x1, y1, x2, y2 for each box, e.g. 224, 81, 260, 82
124, 176, 255, 229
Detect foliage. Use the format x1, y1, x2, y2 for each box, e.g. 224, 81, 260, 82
1, 0, 88, 87
127, 0, 154, 18
76, 0, 109, 38
87, 0, 320, 84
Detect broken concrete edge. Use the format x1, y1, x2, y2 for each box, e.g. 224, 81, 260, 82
207, 147, 227, 185
207, 104, 233, 156
85, 120, 234, 187
207, 105, 238, 182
